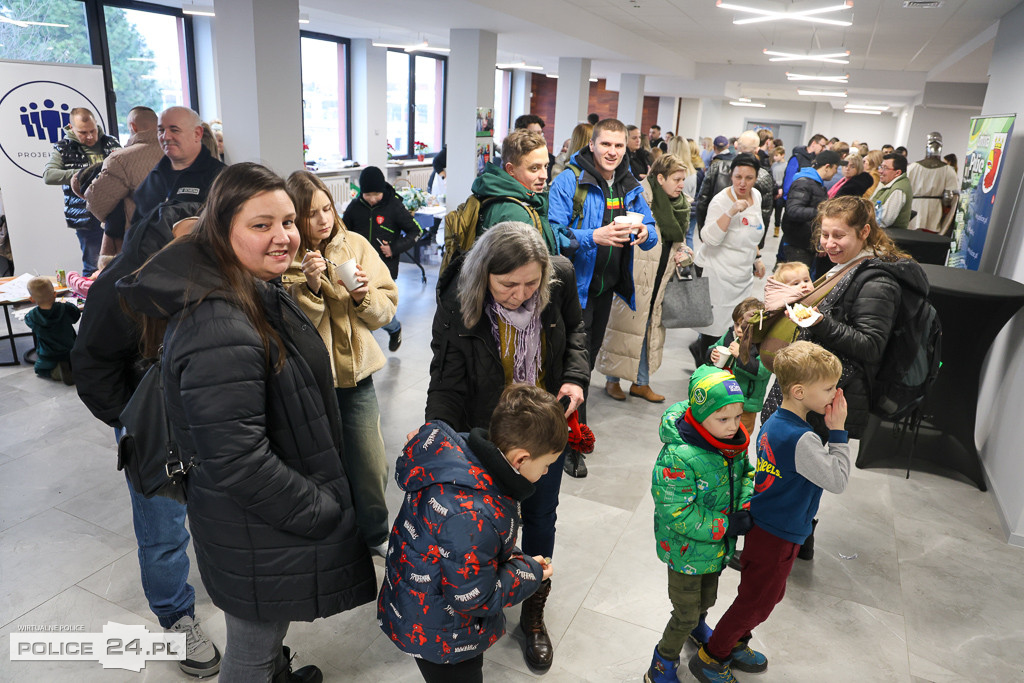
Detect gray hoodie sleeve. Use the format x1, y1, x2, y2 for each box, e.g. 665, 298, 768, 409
793, 430, 850, 494
43, 150, 75, 186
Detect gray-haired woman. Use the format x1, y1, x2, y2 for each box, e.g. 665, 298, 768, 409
424, 221, 589, 672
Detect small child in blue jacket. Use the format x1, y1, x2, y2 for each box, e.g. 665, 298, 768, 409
689, 341, 851, 683
24, 277, 79, 384
378, 384, 565, 683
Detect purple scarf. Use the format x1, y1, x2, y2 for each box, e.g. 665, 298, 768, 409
487, 292, 542, 386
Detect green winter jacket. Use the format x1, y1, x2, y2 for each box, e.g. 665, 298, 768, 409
712, 331, 772, 413
651, 401, 755, 575
471, 162, 559, 255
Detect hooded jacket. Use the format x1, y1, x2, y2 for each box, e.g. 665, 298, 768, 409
471, 162, 559, 255
782, 166, 828, 250
24, 303, 80, 360
72, 200, 205, 428
652, 401, 754, 575
84, 127, 163, 231
694, 151, 736, 229
378, 422, 544, 664
43, 125, 121, 229
782, 145, 817, 199
426, 254, 589, 431
342, 183, 421, 280
547, 149, 657, 310
117, 239, 376, 622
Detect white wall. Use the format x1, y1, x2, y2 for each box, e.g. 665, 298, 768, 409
905, 105, 980, 162
970, 0, 1024, 547
704, 99, 897, 149
829, 111, 900, 149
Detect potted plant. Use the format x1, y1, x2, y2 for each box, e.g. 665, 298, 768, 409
387, 141, 395, 162
414, 141, 428, 162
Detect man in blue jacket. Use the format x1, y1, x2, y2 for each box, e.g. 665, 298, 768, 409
548, 119, 657, 435
780, 150, 842, 267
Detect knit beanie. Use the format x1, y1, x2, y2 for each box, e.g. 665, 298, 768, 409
688, 365, 746, 423
359, 166, 388, 194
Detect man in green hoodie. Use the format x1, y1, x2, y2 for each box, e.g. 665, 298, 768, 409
472, 129, 562, 255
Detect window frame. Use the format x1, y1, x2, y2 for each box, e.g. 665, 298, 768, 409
299, 30, 352, 164
387, 48, 447, 161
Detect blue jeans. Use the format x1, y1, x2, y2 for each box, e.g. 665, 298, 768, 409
520, 446, 567, 558
335, 377, 390, 546
76, 222, 103, 276
686, 214, 697, 250
117, 428, 196, 629
606, 332, 651, 386
219, 613, 289, 683
381, 316, 401, 334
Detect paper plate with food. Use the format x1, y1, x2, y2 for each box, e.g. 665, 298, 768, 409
786, 302, 822, 328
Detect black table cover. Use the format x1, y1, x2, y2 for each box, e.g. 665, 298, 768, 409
856, 264, 1024, 490
885, 228, 952, 265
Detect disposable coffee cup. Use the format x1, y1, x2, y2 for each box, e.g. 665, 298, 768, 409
714, 346, 732, 368
337, 258, 360, 291
613, 216, 633, 225
676, 250, 694, 268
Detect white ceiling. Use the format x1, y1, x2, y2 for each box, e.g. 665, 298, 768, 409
177, 0, 1023, 107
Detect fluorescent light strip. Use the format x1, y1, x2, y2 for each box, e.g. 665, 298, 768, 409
797, 88, 847, 97
546, 74, 558, 79
764, 49, 850, 64
730, 100, 766, 107
299, 13, 310, 24
845, 104, 889, 111
182, 6, 215, 17
844, 108, 882, 115
496, 61, 544, 70
786, 72, 849, 83
718, 0, 853, 26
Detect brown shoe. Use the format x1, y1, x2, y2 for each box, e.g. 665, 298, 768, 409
519, 579, 553, 671
605, 381, 627, 401
773, 226, 780, 237
629, 384, 665, 403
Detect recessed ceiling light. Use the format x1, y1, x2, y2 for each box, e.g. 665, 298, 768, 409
786, 72, 849, 83
797, 88, 847, 97
765, 49, 850, 64
298, 12, 310, 24
718, 0, 853, 27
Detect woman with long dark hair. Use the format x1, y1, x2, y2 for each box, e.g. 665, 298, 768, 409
119, 163, 376, 682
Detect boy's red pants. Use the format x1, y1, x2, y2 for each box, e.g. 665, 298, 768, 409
707, 523, 799, 661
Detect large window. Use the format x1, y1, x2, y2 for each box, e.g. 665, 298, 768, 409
300, 33, 349, 170
0, 0, 92, 65
103, 6, 192, 140
387, 50, 446, 159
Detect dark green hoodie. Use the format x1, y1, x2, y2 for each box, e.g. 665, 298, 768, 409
471, 162, 559, 255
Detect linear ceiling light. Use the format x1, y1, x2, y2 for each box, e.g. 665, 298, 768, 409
182, 5, 215, 17
298, 13, 310, 24
787, 72, 849, 83
546, 74, 559, 79
718, 0, 853, 26
845, 103, 889, 110
844, 108, 881, 115
496, 61, 543, 70
730, 100, 766, 107
372, 41, 449, 53
765, 49, 850, 64
797, 88, 848, 97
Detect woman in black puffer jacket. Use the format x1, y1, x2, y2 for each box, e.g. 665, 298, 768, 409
425, 221, 588, 673
119, 163, 376, 683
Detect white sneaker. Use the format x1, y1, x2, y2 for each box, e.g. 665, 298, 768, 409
167, 615, 221, 678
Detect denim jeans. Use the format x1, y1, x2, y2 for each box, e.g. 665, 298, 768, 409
381, 316, 401, 334
686, 214, 697, 250
520, 446, 567, 558
335, 377, 390, 546
76, 222, 103, 276
219, 613, 290, 683
607, 332, 651, 386
118, 428, 195, 628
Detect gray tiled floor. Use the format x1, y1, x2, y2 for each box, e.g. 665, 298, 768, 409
3, 233, 1024, 682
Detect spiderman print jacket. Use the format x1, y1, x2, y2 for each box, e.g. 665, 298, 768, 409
378, 421, 544, 664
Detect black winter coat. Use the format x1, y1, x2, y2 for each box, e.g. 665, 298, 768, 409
694, 152, 735, 228
72, 200, 205, 428
342, 185, 421, 280
782, 175, 828, 251
426, 254, 590, 431
834, 171, 874, 198
117, 240, 376, 622
131, 146, 225, 227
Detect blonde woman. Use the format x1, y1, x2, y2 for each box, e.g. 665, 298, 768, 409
863, 150, 884, 198
551, 122, 594, 179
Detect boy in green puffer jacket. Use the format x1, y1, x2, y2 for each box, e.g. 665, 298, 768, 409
643, 366, 762, 683
706, 297, 772, 439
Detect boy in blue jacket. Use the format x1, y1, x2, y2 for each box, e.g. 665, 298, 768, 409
690, 341, 850, 683
378, 384, 565, 683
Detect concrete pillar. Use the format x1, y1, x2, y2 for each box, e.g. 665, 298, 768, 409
211, 0, 303, 174
617, 73, 645, 128
699, 98, 723, 138
510, 69, 532, 125
677, 97, 701, 140
446, 29, 498, 205
657, 96, 677, 136
554, 57, 591, 148
350, 39, 388, 170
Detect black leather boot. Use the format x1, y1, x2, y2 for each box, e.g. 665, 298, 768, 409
519, 578, 553, 671
797, 519, 818, 560
273, 646, 323, 683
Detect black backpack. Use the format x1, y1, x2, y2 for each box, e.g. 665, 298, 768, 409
863, 265, 942, 421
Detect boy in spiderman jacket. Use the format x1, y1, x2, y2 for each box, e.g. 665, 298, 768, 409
378, 384, 565, 683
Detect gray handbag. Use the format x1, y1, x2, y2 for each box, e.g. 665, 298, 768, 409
661, 265, 713, 328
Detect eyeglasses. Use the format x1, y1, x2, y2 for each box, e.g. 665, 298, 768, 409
880, 165, 895, 172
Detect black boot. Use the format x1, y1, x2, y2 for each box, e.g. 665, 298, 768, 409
797, 519, 818, 560
519, 579, 553, 671
273, 646, 323, 683
563, 449, 588, 478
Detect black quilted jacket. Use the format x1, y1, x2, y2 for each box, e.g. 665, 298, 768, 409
118, 240, 376, 622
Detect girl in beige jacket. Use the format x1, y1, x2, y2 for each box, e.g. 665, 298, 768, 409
283, 171, 398, 556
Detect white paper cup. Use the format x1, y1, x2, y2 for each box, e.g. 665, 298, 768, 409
714, 346, 732, 368
336, 258, 360, 291
613, 216, 633, 225
625, 211, 644, 224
